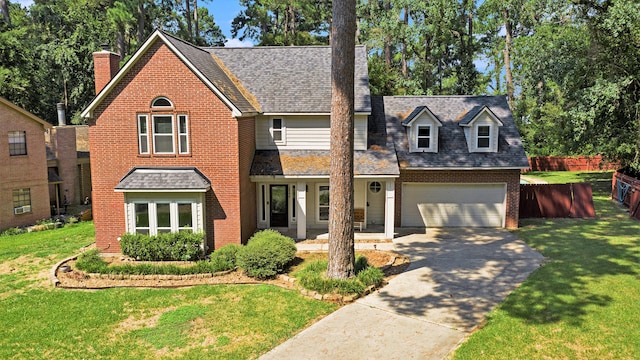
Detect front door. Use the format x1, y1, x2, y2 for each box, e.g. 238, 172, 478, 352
270, 185, 288, 227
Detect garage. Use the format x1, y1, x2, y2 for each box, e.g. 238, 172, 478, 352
401, 183, 506, 227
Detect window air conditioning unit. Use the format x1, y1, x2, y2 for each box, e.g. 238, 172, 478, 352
14, 205, 31, 215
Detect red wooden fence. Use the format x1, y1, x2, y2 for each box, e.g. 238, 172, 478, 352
526, 156, 618, 172
520, 183, 596, 219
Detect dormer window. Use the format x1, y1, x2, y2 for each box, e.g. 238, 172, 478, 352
416, 125, 432, 150
476, 125, 491, 149
459, 106, 503, 153
402, 106, 442, 153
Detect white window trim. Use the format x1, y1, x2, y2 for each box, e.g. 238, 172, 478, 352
128, 196, 201, 236
415, 124, 433, 152
137, 115, 150, 154
270, 118, 286, 145
316, 183, 329, 223
290, 184, 297, 224
152, 114, 175, 154
178, 114, 189, 154
475, 124, 493, 152
151, 96, 174, 109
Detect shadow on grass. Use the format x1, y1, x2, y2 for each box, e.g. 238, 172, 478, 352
508, 218, 639, 326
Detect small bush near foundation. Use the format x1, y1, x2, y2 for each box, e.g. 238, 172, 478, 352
237, 230, 297, 279
210, 244, 242, 269
1, 227, 25, 236
294, 255, 385, 295
75, 249, 108, 273
74, 248, 236, 275
120, 232, 204, 261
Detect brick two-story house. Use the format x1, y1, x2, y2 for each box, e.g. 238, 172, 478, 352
82, 30, 528, 253
1, 97, 52, 231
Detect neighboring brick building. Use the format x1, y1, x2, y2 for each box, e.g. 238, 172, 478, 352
82, 30, 528, 254
0, 97, 52, 231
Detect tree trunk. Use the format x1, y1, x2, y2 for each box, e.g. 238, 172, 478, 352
327, 0, 356, 279
503, 7, 515, 107
0, 0, 10, 26
401, 7, 409, 78
185, 0, 192, 40
137, 1, 145, 44
194, 0, 199, 40
384, 1, 391, 69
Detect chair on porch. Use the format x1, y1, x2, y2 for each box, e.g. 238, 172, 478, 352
354, 208, 365, 232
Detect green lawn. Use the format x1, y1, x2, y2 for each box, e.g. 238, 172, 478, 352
0, 222, 336, 359
455, 171, 640, 359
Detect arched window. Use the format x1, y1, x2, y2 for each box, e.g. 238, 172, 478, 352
151, 97, 173, 108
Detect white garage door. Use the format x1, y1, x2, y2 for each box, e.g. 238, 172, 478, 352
401, 183, 506, 227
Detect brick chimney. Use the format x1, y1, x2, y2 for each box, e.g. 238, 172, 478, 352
92, 45, 121, 94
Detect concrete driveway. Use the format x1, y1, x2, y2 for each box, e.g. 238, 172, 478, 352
260, 228, 544, 360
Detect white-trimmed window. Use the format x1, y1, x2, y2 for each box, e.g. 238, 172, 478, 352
129, 199, 199, 235
317, 184, 329, 222
271, 118, 285, 144
416, 125, 432, 150
178, 115, 189, 154
137, 115, 149, 154
8, 131, 27, 156
13, 188, 32, 214
152, 97, 173, 108
152, 115, 175, 154
476, 125, 491, 149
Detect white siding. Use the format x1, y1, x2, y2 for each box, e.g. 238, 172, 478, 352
256, 115, 368, 150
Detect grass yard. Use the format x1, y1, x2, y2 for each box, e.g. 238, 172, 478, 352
455, 171, 640, 359
0, 222, 336, 359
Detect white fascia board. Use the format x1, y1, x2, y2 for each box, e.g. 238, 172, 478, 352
81, 31, 243, 119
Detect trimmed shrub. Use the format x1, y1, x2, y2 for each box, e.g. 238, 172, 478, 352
75, 249, 108, 273
237, 230, 297, 279
120, 231, 204, 261
210, 244, 242, 269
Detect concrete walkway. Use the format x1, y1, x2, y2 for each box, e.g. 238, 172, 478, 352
260, 228, 544, 360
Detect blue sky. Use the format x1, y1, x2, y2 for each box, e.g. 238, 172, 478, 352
204, 1, 253, 47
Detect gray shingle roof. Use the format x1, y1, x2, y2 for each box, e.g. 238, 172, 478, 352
161, 32, 259, 114
401, 106, 442, 126
205, 46, 371, 114
115, 167, 211, 191
377, 96, 530, 169
250, 149, 399, 177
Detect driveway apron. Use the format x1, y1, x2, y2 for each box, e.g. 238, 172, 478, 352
260, 228, 544, 360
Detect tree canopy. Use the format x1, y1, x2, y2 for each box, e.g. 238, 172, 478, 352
1, 0, 639, 167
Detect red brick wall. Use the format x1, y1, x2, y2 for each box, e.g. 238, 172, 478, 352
49, 126, 78, 204
395, 169, 521, 229
0, 104, 50, 231
89, 40, 255, 252
237, 117, 257, 244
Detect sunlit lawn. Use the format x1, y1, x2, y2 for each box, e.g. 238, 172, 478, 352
0, 222, 336, 359
455, 171, 640, 359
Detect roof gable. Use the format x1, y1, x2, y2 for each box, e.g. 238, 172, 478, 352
81, 30, 258, 119
458, 105, 504, 127
402, 106, 443, 127
0, 97, 52, 129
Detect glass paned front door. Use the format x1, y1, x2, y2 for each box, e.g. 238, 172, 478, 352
270, 185, 288, 227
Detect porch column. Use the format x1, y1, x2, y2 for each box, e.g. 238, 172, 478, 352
384, 180, 395, 239
296, 181, 306, 240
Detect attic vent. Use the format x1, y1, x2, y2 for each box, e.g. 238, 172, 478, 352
151, 97, 173, 108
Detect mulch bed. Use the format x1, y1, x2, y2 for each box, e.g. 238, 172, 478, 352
55, 250, 410, 293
